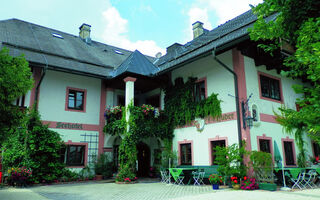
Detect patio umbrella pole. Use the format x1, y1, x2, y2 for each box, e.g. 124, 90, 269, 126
280, 160, 291, 191
168, 158, 171, 185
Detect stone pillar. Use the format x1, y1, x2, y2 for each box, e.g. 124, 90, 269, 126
123, 77, 137, 130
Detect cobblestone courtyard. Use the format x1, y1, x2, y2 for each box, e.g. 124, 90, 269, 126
1, 181, 320, 200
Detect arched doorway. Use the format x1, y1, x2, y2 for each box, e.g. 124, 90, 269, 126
137, 142, 150, 177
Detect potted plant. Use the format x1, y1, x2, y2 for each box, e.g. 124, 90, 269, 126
214, 142, 247, 187
94, 154, 113, 181
209, 174, 223, 190
240, 176, 259, 190
230, 176, 240, 189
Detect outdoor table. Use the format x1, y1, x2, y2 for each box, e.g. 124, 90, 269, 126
274, 167, 304, 179
169, 168, 197, 184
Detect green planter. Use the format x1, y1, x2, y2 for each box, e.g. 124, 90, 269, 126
259, 183, 277, 191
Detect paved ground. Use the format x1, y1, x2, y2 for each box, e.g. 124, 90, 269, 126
1, 181, 320, 200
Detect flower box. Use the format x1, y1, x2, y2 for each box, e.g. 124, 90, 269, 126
259, 183, 277, 191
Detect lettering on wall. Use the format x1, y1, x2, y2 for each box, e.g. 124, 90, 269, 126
56, 122, 83, 129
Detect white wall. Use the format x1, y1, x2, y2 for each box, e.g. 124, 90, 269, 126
244, 55, 314, 162
171, 50, 236, 113
38, 70, 101, 125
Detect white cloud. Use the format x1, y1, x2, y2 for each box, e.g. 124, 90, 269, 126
184, 7, 213, 42
101, 5, 165, 57
197, 0, 263, 25
183, 0, 263, 42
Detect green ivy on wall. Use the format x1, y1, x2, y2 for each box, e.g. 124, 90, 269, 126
164, 77, 222, 127
103, 76, 222, 181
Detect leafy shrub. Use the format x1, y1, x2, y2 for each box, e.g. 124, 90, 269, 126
94, 154, 113, 178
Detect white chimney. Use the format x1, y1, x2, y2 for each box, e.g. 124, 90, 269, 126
79, 23, 91, 43
192, 21, 204, 39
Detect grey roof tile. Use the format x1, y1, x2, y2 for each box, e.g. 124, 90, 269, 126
112, 50, 159, 77
156, 10, 278, 73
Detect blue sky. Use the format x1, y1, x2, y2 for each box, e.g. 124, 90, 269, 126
0, 0, 262, 56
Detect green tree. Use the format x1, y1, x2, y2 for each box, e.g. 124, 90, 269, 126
3, 108, 65, 183
249, 1, 320, 145
0, 48, 33, 143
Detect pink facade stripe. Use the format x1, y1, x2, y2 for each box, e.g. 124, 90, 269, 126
65, 140, 88, 168
98, 80, 107, 155
260, 113, 279, 124
42, 120, 100, 131
177, 140, 194, 166
257, 71, 284, 104
281, 137, 297, 167
208, 136, 228, 165
65, 87, 87, 113
176, 111, 237, 129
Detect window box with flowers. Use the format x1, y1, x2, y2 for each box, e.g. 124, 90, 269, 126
209, 174, 223, 190
7, 167, 32, 187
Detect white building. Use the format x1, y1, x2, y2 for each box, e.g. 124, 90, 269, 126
1, 10, 318, 175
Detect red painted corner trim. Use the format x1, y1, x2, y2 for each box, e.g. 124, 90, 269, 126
65, 141, 88, 168
281, 137, 297, 167
123, 77, 137, 82
232, 48, 252, 152
196, 77, 208, 98
260, 113, 278, 124
65, 87, 87, 113
29, 67, 42, 108
178, 140, 194, 166
257, 71, 284, 104
98, 80, 107, 155
257, 134, 274, 163
208, 136, 228, 165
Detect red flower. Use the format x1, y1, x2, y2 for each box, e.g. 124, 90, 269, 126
234, 180, 238, 184
243, 176, 247, 180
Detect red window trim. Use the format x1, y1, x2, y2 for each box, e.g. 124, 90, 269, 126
65, 87, 87, 113
281, 137, 297, 167
257, 71, 283, 104
257, 134, 274, 163
178, 140, 194, 166
64, 140, 88, 168
193, 77, 208, 102
208, 136, 228, 165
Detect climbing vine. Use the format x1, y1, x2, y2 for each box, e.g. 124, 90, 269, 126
164, 77, 222, 127
103, 77, 222, 181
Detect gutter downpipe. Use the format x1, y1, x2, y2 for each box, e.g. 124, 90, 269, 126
28, 23, 48, 110
212, 47, 242, 148
34, 66, 47, 109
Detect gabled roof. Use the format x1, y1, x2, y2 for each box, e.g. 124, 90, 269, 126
156, 10, 278, 73
0, 18, 155, 78
0, 10, 277, 79
112, 50, 159, 77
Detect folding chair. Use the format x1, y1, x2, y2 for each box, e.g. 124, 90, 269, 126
172, 168, 184, 185
302, 170, 317, 188
192, 171, 205, 186
160, 170, 170, 184
192, 171, 201, 186
291, 170, 305, 189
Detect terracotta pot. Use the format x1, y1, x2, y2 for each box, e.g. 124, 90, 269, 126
232, 184, 240, 190
95, 175, 103, 181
